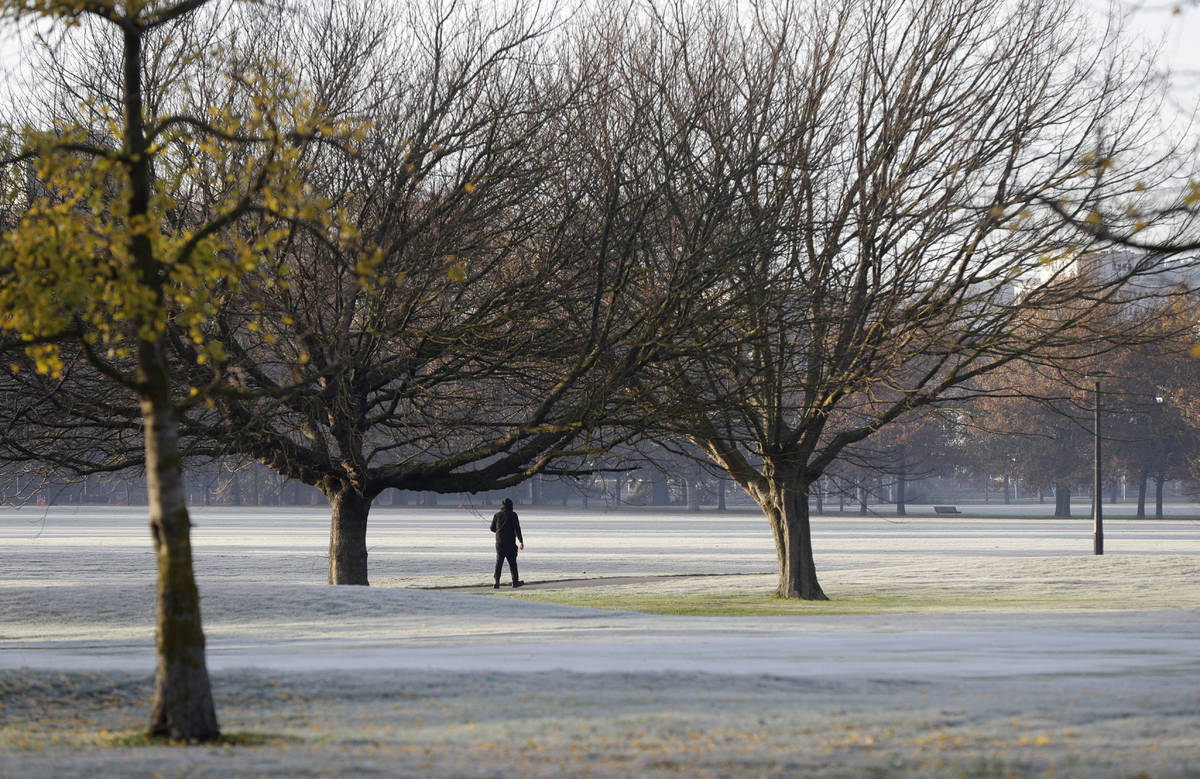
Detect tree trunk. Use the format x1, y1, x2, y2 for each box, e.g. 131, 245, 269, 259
686, 476, 701, 511
1003, 474, 1011, 504
1136, 471, 1147, 519
1054, 482, 1071, 518
763, 479, 827, 600
895, 462, 907, 516
648, 470, 668, 506
119, 14, 218, 738
327, 487, 372, 585
142, 351, 219, 741
1154, 476, 1164, 519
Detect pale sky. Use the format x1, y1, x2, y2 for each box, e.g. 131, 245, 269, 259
1114, 0, 1200, 77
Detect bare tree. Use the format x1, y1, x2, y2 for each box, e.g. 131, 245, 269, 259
636, 0, 1184, 599
149, 0, 726, 585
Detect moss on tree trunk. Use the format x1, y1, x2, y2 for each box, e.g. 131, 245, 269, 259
143, 348, 218, 741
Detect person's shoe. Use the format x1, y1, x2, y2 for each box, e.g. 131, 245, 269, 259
512, 580, 525, 588
493, 582, 500, 589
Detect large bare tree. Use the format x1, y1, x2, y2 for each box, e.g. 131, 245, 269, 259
155, 0, 725, 585
638, 0, 1187, 599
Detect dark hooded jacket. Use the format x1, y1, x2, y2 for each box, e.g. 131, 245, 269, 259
490, 508, 523, 553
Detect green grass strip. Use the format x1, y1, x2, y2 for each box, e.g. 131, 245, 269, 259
107, 731, 304, 748
504, 589, 1066, 616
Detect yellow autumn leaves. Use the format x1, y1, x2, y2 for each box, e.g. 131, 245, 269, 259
0, 83, 357, 379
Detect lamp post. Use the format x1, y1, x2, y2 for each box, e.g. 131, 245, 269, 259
1154, 395, 1165, 519
1085, 371, 1110, 555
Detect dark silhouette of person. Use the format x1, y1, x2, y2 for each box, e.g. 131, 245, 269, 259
490, 498, 524, 588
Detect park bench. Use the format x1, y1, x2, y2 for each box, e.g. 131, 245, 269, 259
932, 505, 960, 515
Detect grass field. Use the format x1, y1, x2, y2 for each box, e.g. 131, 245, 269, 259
2, 506, 1199, 777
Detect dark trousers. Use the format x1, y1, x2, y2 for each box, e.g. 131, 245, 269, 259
494, 547, 519, 583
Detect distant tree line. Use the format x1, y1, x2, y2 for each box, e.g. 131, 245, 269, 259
15, 284, 1200, 521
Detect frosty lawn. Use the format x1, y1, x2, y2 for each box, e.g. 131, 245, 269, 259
2, 505, 1199, 776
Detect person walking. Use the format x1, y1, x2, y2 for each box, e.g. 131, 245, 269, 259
490, 498, 524, 588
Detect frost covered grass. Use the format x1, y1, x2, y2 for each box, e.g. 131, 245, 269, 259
4, 668, 1199, 778
2, 505, 1200, 777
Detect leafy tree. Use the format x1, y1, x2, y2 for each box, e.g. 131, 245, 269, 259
1104, 297, 1200, 516
0, 0, 343, 740
966, 361, 1094, 517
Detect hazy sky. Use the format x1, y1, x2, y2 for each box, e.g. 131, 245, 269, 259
1116, 0, 1200, 74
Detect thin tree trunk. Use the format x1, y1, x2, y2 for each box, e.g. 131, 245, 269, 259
120, 15, 217, 738
1136, 471, 1147, 519
142, 349, 218, 741
650, 470, 669, 506
1154, 476, 1164, 519
895, 457, 906, 516
1054, 481, 1072, 518
326, 487, 372, 585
